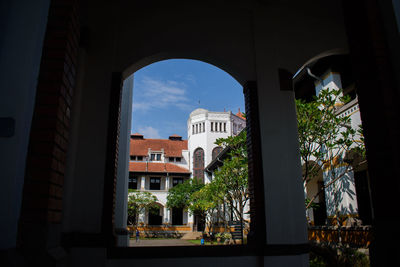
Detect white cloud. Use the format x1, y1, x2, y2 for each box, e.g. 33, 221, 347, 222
138, 126, 161, 139
132, 76, 194, 112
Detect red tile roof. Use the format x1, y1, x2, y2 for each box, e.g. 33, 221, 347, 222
130, 137, 188, 157
129, 162, 190, 174
236, 108, 246, 120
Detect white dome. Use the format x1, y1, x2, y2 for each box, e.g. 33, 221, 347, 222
189, 108, 208, 117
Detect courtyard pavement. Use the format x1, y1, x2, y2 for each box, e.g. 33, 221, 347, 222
129, 239, 197, 247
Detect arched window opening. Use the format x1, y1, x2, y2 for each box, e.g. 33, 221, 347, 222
114, 58, 248, 248
212, 146, 223, 161
193, 147, 205, 182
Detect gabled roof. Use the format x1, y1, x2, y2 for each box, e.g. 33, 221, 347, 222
129, 162, 190, 174
130, 135, 188, 157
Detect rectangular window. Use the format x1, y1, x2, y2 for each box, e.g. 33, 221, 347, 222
150, 177, 161, 190
192, 125, 194, 134
215, 122, 218, 132
137, 156, 143, 161
211, 122, 213, 131
175, 157, 181, 162
173, 178, 184, 187
169, 157, 175, 162
220, 122, 222, 132
130, 156, 136, 161
151, 153, 161, 161
203, 122, 205, 132
224, 123, 226, 132
196, 124, 198, 134
129, 177, 137, 189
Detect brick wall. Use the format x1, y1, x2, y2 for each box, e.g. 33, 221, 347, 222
102, 73, 123, 246
18, 0, 80, 251
243, 81, 266, 246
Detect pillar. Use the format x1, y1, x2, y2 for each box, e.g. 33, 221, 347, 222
114, 74, 133, 247
164, 207, 169, 224
140, 176, 145, 190
252, 8, 310, 264
165, 176, 170, 190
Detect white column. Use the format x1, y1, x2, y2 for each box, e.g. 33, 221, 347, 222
139, 209, 146, 224
188, 213, 194, 229
166, 209, 171, 224
114, 74, 133, 247
141, 176, 145, 190
164, 207, 169, 223
257, 85, 308, 244
166, 176, 170, 190
253, 12, 309, 264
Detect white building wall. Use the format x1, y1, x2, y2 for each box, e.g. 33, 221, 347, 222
130, 173, 193, 226
310, 71, 361, 221
315, 70, 343, 95
187, 108, 245, 182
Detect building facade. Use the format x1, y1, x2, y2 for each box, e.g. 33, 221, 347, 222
128, 133, 192, 229
294, 55, 372, 226
128, 109, 246, 230
187, 108, 246, 184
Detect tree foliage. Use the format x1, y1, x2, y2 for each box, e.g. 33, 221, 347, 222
189, 184, 221, 235
165, 130, 249, 236
127, 190, 158, 227
213, 130, 249, 223
296, 88, 365, 210
166, 178, 204, 210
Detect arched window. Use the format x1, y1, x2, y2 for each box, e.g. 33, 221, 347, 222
193, 147, 205, 181
212, 146, 223, 161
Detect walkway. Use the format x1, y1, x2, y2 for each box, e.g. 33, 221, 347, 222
129, 239, 197, 247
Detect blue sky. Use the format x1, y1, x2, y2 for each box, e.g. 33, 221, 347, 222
131, 59, 244, 139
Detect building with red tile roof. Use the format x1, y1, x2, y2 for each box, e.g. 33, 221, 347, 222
129, 108, 246, 230
128, 134, 191, 227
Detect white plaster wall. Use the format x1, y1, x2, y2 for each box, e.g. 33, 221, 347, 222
315, 71, 343, 95
130, 186, 192, 225
0, 0, 50, 249
324, 171, 358, 217
314, 72, 361, 218
188, 109, 245, 179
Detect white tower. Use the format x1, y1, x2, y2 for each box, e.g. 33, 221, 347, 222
187, 108, 246, 183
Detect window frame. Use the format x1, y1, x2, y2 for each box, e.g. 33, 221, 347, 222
149, 177, 161, 190
128, 176, 138, 190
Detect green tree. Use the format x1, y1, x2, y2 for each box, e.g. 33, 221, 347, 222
189, 183, 222, 235
213, 130, 249, 239
127, 190, 158, 227
166, 178, 204, 210
296, 88, 365, 213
